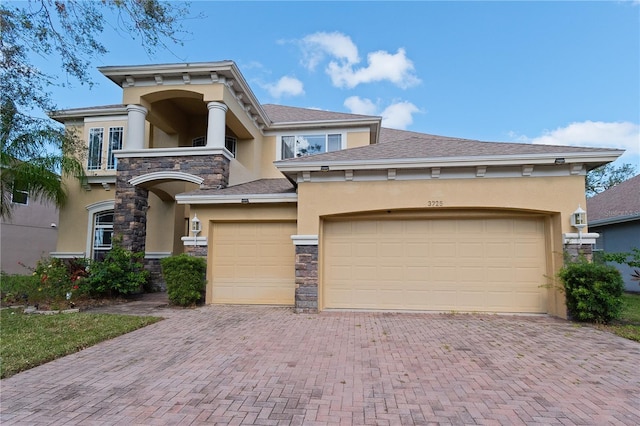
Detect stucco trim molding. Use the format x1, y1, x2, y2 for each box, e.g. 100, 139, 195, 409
181, 236, 208, 246
130, 171, 204, 186
176, 193, 297, 205
562, 232, 600, 245
291, 235, 319, 246
275, 151, 622, 173
145, 252, 172, 259
114, 147, 233, 160
50, 252, 86, 259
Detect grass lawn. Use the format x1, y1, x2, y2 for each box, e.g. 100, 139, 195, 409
596, 293, 640, 342
0, 309, 162, 379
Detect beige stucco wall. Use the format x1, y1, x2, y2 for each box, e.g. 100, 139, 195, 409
55, 178, 115, 254
345, 130, 371, 149
259, 135, 282, 179
295, 175, 586, 234
122, 85, 225, 109
191, 204, 298, 239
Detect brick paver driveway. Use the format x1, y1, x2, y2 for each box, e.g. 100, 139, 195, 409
1, 305, 639, 425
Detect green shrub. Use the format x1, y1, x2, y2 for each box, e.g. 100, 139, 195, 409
161, 254, 206, 307
85, 240, 148, 297
558, 258, 624, 324
0, 272, 39, 305
1, 258, 90, 307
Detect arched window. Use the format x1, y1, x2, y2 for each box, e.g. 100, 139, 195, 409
92, 211, 114, 260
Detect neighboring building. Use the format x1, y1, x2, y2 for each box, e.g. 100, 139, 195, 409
1, 192, 59, 274
50, 61, 623, 317
587, 174, 640, 292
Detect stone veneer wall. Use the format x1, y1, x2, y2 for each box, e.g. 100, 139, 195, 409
564, 243, 594, 261
295, 245, 318, 313
115, 154, 230, 289
144, 258, 166, 291
185, 245, 208, 257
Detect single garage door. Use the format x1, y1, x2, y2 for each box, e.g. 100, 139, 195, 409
211, 222, 296, 305
323, 217, 547, 313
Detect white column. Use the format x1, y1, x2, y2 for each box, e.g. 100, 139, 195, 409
206, 102, 228, 149
126, 105, 148, 150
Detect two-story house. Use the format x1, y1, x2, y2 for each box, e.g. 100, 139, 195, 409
51, 61, 623, 316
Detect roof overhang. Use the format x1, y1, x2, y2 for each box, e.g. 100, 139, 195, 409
175, 192, 297, 205
589, 214, 640, 227
274, 150, 624, 177
98, 61, 271, 129
49, 105, 127, 123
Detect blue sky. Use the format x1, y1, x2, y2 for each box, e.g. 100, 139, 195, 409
42, 1, 639, 169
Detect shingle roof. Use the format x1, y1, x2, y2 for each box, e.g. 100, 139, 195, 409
587, 174, 640, 223
277, 127, 619, 164
180, 178, 295, 197
263, 104, 379, 123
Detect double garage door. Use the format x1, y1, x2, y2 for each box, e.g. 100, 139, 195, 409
323, 217, 548, 313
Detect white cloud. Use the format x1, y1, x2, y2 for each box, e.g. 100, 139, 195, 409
299, 32, 420, 89
344, 96, 420, 130
380, 101, 421, 129
328, 48, 420, 89
531, 121, 639, 153
528, 121, 640, 167
300, 32, 359, 71
263, 76, 305, 98
343, 96, 377, 115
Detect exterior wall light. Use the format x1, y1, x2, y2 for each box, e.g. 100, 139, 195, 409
571, 205, 587, 242
191, 214, 202, 247
320, 166, 330, 172
554, 158, 566, 165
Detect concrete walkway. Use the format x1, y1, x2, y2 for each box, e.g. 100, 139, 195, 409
1, 300, 639, 425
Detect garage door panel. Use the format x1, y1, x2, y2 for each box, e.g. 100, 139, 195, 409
211, 222, 295, 305
324, 217, 547, 313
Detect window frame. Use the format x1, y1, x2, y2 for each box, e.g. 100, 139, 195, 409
92, 211, 114, 261
11, 182, 29, 205
278, 132, 345, 160
87, 127, 104, 170
107, 127, 123, 170
225, 136, 237, 157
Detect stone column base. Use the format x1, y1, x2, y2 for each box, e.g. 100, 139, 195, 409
295, 245, 318, 313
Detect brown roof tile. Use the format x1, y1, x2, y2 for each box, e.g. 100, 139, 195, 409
587, 174, 640, 222
181, 178, 295, 197
277, 127, 618, 163
263, 104, 379, 123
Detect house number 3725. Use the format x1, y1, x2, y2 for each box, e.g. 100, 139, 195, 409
427, 200, 444, 207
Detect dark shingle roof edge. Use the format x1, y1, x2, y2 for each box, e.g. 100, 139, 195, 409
175, 179, 296, 204
587, 174, 640, 223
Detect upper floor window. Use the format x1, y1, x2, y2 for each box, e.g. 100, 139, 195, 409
280, 133, 342, 159
107, 127, 123, 170
88, 126, 123, 171
88, 128, 104, 170
11, 181, 28, 205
